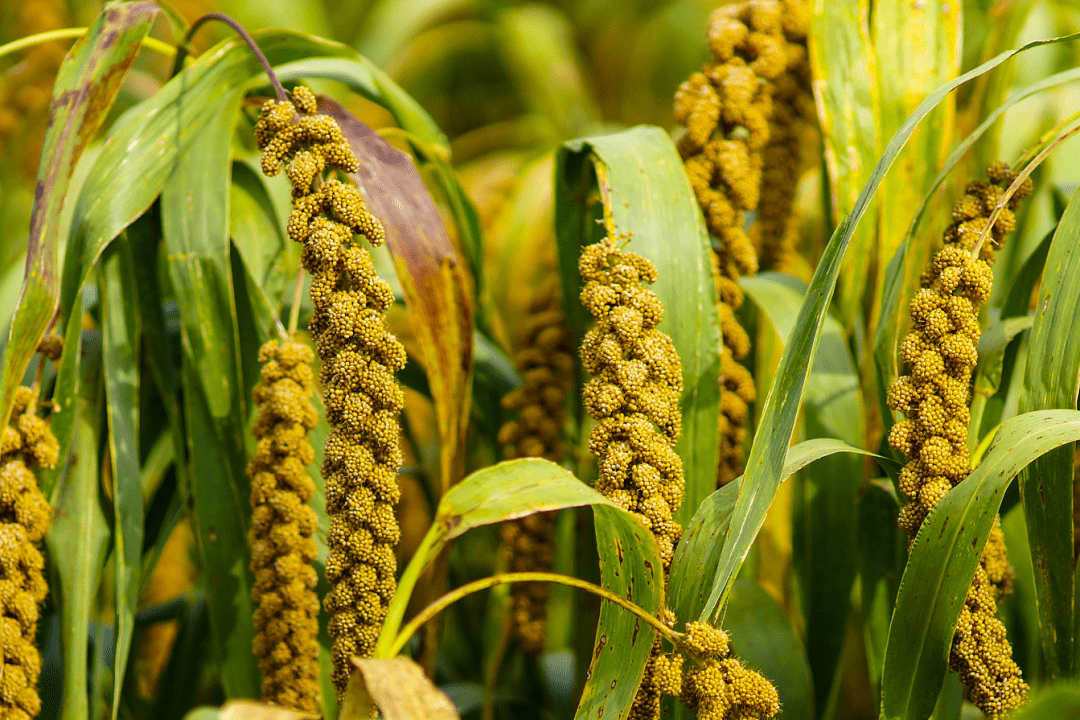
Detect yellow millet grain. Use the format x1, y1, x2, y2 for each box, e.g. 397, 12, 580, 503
676, 1, 791, 485
497, 289, 573, 654
0, 386, 57, 720
256, 86, 406, 702
579, 236, 688, 720
753, 0, 814, 273
248, 340, 321, 712
887, 163, 1032, 716
672, 622, 780, 720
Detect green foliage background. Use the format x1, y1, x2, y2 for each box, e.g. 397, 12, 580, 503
4, 1, 1080, 720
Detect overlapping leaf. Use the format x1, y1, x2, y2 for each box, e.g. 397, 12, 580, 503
881, 410, 1080, 720
1015, 186, 1080, 678
0, 1, 157, 430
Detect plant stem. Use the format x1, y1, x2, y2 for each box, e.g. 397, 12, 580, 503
384, 571, 682, 659
972, 117, 1080, 258
0, 28, 176, 62
172, 13, 286, 100
287, 268, 304, 337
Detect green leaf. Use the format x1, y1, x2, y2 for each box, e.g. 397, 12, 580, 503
98, 237, 143, 719
741, 272, 864, 710
374, 458, 662, 720
553, 125, 721, 531
321, 99, 474, 494
723, 580, 814, 720
809, 0, 879, 331
1015, 184, 1080, 679
229, 162, 289, 310
46, 327, 110, 720
37, 292, 86, 500
161, 90, 259, 698
60, 30, 355, 316
703, 29, 1080, 628
668, 438, 886, 625
871, 0, 960, 329
0, 1, 157, 430
575, 504, 663, 720
881, 410, 1080, 720
275, 57, 449, 153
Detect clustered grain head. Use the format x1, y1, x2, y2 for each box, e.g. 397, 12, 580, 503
579, 236, 684, 569
0, 386, 57, 720
256, 86, 406, 701
886, 163, 1032, 716
677, 0, 805, 486
753, 0, 814, 273
247, 340, 321, 712
497, 287, 574, 654
578, 235, 686, 720
636, 621, 780, 720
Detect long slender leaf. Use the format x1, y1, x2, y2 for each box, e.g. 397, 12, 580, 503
668, 438, 886, 625
1015, 185, 1080, 678
373, 458, 662, 720
809, 0, 879, 331
871, 0, 960, 327
858, 480, 907, 693
881, 410, 1080, 720
742, 272, 863, 710
701, 30, 1080, 627
0, 1, 157, 430
553, 125, 721, 531
46, 328, 110, 720
161, 89, 259, 698
99, 238, 143, 718
60, 30, 356, 316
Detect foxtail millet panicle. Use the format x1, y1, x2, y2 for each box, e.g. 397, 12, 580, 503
497, 286, 574, 654
675, 0, 790, 485
256, 85, 407, 700
753, 0, 815, 274
247, 339, 321, 711
1, 385, 58, 720
886, 162, 1032, 716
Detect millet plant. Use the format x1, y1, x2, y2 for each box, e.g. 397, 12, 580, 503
2, 1, 1080, 720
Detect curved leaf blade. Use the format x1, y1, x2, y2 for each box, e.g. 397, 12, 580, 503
161, 90, 260, 698
881, 410, 1080, 720
669, 438, 886, 625
374, 458, 662, 720
742, 272, 864, 710
0, 1, 157, 429
99, 239, 144, 718
60, 30, 355, 315
46, 329, 109, 720
1015, 184, 1080, 678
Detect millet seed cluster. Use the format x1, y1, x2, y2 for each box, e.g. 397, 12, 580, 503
753, 0, 814, 274
0, 386, 57, 720
497, 285, 574, 654
887, 162, 1031, 716
256, 86, 406, 700
675, 0, 789, 485
247, 339, 321, 711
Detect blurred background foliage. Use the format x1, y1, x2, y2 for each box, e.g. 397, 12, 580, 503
6, 0, 1080, 719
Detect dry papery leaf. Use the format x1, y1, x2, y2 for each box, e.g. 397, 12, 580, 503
339, 657, 461, 720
